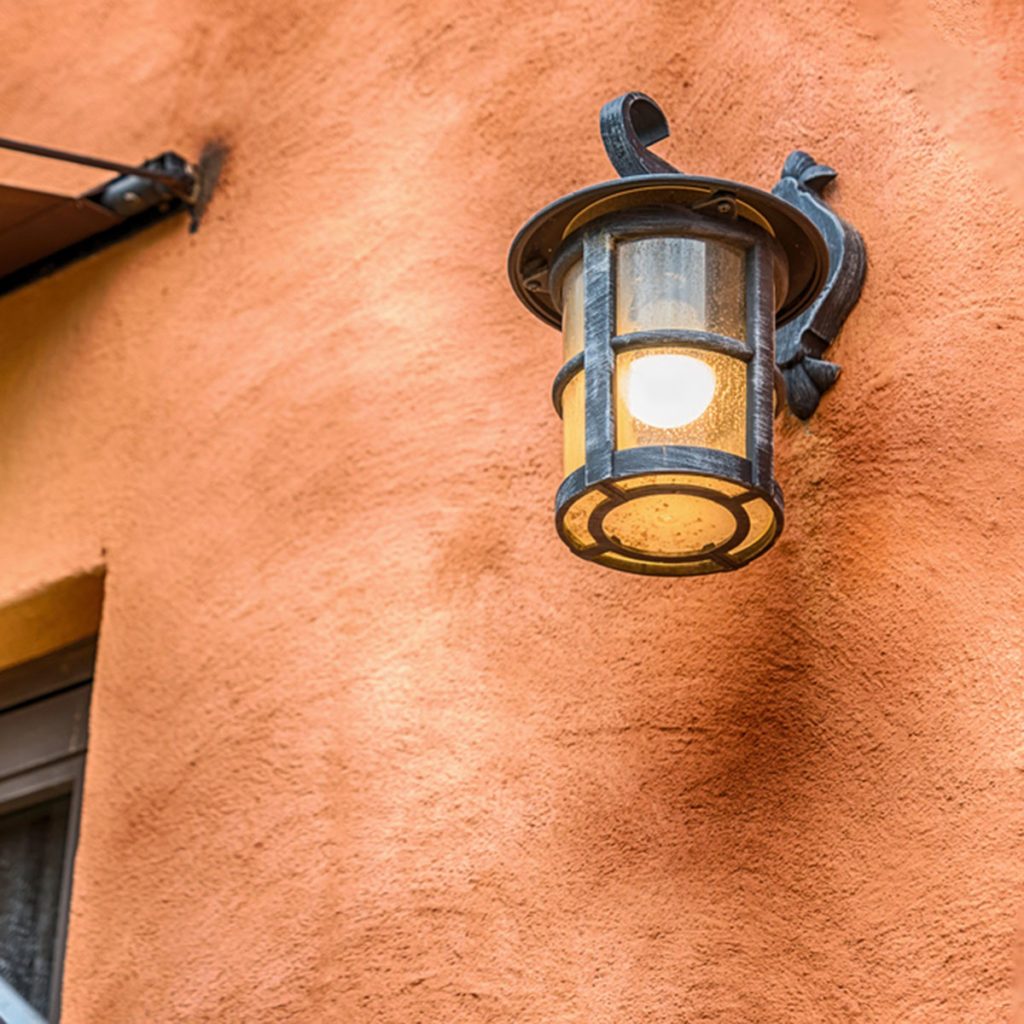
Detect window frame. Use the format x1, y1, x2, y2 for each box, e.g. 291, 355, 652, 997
0, 638, 94, 1024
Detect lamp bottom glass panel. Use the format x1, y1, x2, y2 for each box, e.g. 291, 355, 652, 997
557, 471, 780, 575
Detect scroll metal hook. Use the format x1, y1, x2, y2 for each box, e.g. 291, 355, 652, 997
599, 92, 680, 177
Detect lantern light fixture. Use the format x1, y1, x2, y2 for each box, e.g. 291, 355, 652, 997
508, 92, 865, 576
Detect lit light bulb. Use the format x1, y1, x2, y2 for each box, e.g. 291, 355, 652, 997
625, 353, 716, 428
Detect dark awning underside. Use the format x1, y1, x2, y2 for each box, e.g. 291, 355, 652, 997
0, 183, 120, 280
0, 148, 194, 297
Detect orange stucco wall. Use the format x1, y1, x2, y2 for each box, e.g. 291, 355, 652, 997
1, 1, 1022, 1021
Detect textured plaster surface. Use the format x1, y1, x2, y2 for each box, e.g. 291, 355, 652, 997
0, 0, 1022, 1021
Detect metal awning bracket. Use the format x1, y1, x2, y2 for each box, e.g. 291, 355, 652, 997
0, 136, 198, 202
0, 134, 211, 297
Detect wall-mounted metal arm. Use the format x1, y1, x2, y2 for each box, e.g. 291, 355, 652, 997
0, 136, 216, 296
596, 93, 865, 418
0, 136, 197, 202
772, 151, 866, 418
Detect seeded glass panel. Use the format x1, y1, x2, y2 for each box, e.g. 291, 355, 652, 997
560, 261, 584, 361
597, 550, 722, 576
0, 794, 71, 1017
562, 372, 586, 474
615, 348, 747, 457
615, 473, 748, 497
602, 492, 736, 556
560, 486, 605, 549
732, 494, 780, 562
559, 259, 586, 476
616, 236, 746, 338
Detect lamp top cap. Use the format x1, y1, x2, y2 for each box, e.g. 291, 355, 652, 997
507, 93, 829, 330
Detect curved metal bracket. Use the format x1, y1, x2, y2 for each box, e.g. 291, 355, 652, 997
772, 151, 866, 418
598, 94, 864, 419
600, 92, 680, 177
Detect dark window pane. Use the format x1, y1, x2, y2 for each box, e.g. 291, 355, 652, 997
0, 794, 71, 1017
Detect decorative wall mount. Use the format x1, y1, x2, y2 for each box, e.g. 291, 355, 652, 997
772, 152, 866, 418
599, 93, 866, 419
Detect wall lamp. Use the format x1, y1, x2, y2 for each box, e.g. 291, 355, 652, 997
508, 93, 865, 576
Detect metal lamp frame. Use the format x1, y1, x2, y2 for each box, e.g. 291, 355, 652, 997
551, 207, 785, 573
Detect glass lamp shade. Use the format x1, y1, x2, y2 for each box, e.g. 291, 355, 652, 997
549, 207, 785, 575
509, 173, 828, 577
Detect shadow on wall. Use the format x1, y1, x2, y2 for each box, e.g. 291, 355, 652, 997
633, 585, 831, 863
0, 570, 105, 672
0, 215, 184, 476
0, 133, 229, 417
